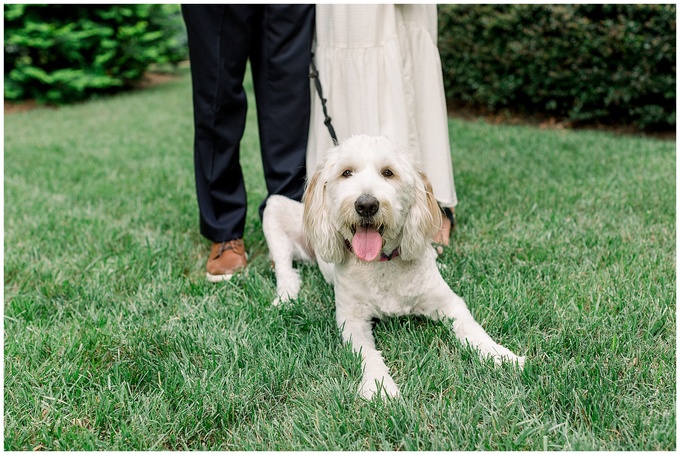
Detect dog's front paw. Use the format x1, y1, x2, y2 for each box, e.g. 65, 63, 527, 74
272, 295, 291, 306
360, 375, 400, 400
485, 345, 525, 369
272, 289, 298, 306
272, 272, 301, 306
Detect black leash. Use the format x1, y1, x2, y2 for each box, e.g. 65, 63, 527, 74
309, 52, 339, 146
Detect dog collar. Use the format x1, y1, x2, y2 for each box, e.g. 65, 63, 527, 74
379, 248, 400, 262
344, 239, 400, 262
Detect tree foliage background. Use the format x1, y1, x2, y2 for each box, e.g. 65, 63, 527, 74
438, 4, 675, 130
4, 4, 187, 104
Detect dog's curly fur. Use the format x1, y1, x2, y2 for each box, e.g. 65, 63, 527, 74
263, 135, 524, 399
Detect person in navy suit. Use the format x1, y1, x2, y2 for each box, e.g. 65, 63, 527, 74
182, 5, 315, 282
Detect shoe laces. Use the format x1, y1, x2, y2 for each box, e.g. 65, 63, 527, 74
214, 240, 242, 259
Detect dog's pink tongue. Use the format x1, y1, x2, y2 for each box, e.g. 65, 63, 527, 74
352, 226, 382, 262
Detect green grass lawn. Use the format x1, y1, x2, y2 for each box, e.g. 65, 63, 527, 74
4, 67, 676, 450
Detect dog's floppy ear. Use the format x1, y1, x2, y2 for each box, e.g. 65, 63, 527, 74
303, 169, 346, 264
400, 171, 442, 261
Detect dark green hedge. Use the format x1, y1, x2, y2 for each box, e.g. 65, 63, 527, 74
438, 4, 675, 130
4, 4, 187, 104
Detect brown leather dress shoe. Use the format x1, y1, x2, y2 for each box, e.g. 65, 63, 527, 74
206, 239, 247, 282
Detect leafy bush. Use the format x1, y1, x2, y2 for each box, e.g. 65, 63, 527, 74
438, 4, 676, 130
4, 4, 187, 104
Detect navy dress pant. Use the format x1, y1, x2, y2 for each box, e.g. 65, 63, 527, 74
182, 5, 314, 242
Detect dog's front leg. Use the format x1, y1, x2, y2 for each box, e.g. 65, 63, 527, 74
425, 285, 525, 368
263, 196, 305, 305
337, 314, 400, 400
269, 243, 302, 306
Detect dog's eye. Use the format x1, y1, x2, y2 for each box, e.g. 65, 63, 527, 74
382, 169, 394, 178
341, 169, 353, 178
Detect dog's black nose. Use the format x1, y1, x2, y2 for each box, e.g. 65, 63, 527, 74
355, 194, 379, 217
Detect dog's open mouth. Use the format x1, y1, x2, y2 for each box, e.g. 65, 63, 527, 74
350, 222, 385, 262
350, 222, 385, 236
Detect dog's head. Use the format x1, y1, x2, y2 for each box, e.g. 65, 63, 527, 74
303, 135, 442, 263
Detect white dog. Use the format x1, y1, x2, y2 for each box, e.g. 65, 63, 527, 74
263, 135, 524, 400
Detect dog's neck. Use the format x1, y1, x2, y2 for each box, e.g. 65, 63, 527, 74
344, 239, 400, 262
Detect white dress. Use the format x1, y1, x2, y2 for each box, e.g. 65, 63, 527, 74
307, 4, 457, 207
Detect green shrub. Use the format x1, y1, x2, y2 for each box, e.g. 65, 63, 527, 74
438, 4, 675, 130
4, 4, 187, 104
